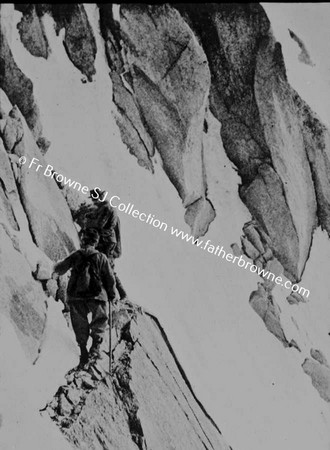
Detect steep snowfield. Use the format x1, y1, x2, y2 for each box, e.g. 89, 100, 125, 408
3, 4, 330, 450
263, 3, 330, 127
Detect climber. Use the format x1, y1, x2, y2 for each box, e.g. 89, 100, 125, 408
74, 188, 127, 300
53, 228, 117, 368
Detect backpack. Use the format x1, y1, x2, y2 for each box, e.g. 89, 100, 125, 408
68, 252, 103, 298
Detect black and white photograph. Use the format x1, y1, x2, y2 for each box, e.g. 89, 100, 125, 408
0, 3, 330, 450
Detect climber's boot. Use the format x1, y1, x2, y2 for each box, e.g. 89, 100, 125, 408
78, 345, 88, 369
88, 336, 103, 363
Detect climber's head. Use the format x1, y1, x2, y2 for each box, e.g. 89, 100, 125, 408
80, 228, 99, 247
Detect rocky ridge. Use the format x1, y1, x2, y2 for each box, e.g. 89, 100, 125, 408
45, 302, 230, 450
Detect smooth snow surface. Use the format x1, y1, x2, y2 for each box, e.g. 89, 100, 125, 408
263, 3, 330, 127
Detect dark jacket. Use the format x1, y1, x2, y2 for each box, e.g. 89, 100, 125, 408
54, 246, 116, 303
75, 203, 122, 258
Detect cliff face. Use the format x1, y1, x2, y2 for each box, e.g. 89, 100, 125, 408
46, 305, 229, 450
0, 88, 228, 449
1, 3, 330, 450
98, 3, 330, 282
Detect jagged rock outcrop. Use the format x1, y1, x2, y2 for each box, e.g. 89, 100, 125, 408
0, 90, 79, 261
49, 4, 97, 81
293, 93, 330, 236
0, 5, 42, 140
249, 283, 291, 348
100, 4, 215, 237
14, 3, 97, 80
15, 4, 49, 59
174, 3, 324, 282
234, 220, 304, 351
303, 353, 330, 403
46, 302, 231, 450
0, 90, 78, 361
111, 2, 330, 282
3, 3, 330, 282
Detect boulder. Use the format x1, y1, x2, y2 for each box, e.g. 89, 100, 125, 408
302, 358, 330, 403
286, 291, 307, 305
184, 197, 216, 237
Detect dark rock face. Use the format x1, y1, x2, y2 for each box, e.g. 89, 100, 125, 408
50, 4, 97, 81
175, 3, 321, 282
1, 94, 79, 261
47, 303, 230, 450
293, 93, 330, 236
0, 7, 42, 140
176, 3, 272, 183
100, 4, 215, 236
15, 4, 49, 58
254, 37, 317, 279
14, 4, 97, 81
99, 4, 155, 172
240, 164, 300, 280
96, 3, 330, 283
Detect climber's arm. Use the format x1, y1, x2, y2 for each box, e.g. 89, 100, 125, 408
53, 253, 76, 276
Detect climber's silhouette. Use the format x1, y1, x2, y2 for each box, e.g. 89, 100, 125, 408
53, 228, 116, 368
74, 189, 127, 301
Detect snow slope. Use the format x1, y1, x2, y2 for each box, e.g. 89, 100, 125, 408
263, 3, 330, 127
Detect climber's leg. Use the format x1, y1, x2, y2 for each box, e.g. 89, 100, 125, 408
69, 302, 89, 367
88, 301, 108, 360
